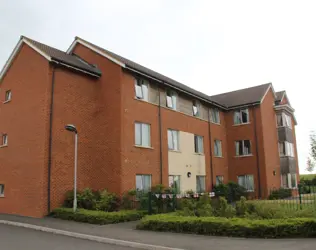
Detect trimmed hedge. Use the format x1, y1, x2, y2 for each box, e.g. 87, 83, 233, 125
137, 214, 316, 238
51, 208, 146, 225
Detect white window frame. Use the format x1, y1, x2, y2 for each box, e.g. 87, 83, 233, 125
166, 90, 177, 110
136, 175, 152, 192
281, 173, 297, 189
168, 129, 179, 151
0, 184, 4, 196
2, 134, 8, 146
215, 175, 224, 186
194, 135, 204, 154
135, 122, 151, 147
196, 175, 206, 193
278, 141, 295, 157
235, 140, 251, 156
5, 90, 11, 102
210, 108, 220, 124
234, 108, 249, 125
276, 113, 292, 129
238, 175, 254, 192
214, 139, 222, 157
192, 100, 200, 117
168, 175, 181, 193
135, 79, 149, 101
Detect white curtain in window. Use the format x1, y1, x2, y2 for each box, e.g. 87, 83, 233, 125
142, 84, 148, 101
235, 141, 240, 156
166, 95, 173, 108
141, 124, 150, 147
196, 176, 205, 192
193, 105, 198, 116
198, 136, 204, 153
238, 176, 245, 187
277, 114, 283, 127
167, 130, 173, 149
172, 131, 179, 150
135, 80, 143, 99
247, 175, 254, 191
284, 114, 292, 128
135, 123, 141, 145
234, 111, 241, 124
172, 95, 177, 110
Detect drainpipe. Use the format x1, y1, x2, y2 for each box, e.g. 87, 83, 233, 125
207, 109, 214, 190
253, 106, 262, 198
47, 65, 56, 213
158, 87, 163, 184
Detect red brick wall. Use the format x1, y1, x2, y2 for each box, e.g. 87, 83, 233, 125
0, 43, 51, 217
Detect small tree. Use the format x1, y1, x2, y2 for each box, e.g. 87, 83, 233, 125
306, 157, 315, 173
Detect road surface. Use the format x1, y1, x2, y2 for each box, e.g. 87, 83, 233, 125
0, 224, 136, 250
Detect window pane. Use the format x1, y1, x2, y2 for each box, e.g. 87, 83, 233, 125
238, 176, 245, 187
135, 123, 141, 145
234, 111, 241, 124
247, 175, 254, 191
241, 109, 249, 123
172, 95, 177, 110
281, 174, 288, 188
196, 176, 205, 193
194, 136, 198, 153
143, 175, 151, 191
135, 80, 143, 99
3, 134, 8, 145
172, 130, 179, 150
141, 124, 150, 147
197, 136, 204, 153
235, 141, 240, 156
193, 105, 198, 116
243, 140, 251, 155
168, 130, 173, 149
216, 176, 223, 186
166, 95, 173, 108
136, 175, 143, 190
0, 184, 4, 195
277, 114, 283, 127
142, 84, 148, 101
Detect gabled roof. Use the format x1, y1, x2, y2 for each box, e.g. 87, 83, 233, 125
0, 36, 101, 82
67, 37, 226, 109
275, 91, 285, 102
209, 83, 273, 108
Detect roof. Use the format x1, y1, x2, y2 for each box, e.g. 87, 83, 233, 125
22, 37, 101, 76
275, 91, 285, 102
68, 37, 225, 108
209, 83, 272, 108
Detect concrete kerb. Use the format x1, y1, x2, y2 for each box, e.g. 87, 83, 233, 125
0, 220, 184, 250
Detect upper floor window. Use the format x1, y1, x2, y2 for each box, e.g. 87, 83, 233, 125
234, 108, 249, 125
5, 90, 11, 102
135, 122, 151, 147
192, 100, 200, 117
238, 175, 254, 191
277, 113, 292, 129
166, 90, 177, 110
194, 135, 204, 154
210, 108, 220, 124
214, 140, 222, 157
279, 141, 295, 157
135, 79, 148, 101
168, 129, 179, 151
235, 140, 251, 156
1, 134, 8, 146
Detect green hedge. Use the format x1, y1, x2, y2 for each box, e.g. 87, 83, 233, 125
137, 214, 316, 238
51, 208, 146, 225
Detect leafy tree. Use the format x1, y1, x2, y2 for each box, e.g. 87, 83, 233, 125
306, 157, 315, 173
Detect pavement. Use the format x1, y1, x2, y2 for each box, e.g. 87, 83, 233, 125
0, 223, 133, 250
0, 213, 316, 250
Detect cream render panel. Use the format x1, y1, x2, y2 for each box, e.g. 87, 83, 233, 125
168, 131, 206, 192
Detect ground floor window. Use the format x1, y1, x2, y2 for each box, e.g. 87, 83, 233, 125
196, 176, 206, 193
136, 175, 151, 193
168, 175, 181, 193
0, 184, 4, 196
281, 173, 297, 189
216, 175, 224, 186
237, 175, 254, 191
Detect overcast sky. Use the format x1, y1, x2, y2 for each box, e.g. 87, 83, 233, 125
1, 0, 315, 174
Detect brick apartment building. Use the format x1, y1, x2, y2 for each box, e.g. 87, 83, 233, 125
0, 36, 299, 217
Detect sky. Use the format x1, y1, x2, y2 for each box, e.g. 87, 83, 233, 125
1, 0, 315, 174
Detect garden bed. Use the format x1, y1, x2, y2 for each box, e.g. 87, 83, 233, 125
137, 214, 316, 238
51, 208, 146, 225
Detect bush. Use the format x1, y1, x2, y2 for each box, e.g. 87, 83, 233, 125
268, 188, 292, 200
51, 208, 146, 224
213, 182, 248, 202
96, 189, 120, 212
213, 197, 235, 218
236, 196, 248, 217
137, 214, 316, 238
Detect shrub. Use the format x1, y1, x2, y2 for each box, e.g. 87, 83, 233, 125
121, 189, 137, 210
268, 188, 292, 200
137, 214, 316, 238
214, 197, 235, 218
51, 208, 146, 225
213, 182, 247, 202
236, 196, 248, 217
80, 188, 98, 210
97, 189, 120, 212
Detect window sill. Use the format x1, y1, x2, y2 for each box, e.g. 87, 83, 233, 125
134, 145, 153, 150
233, 122, 250, 126
168, 150, 181, 153
0, 195, 4, 198
279, 155, 295, 158
194, 153, 205, 156
166, 106, 177, 111
277, 125, 292, 130
211, 122, 221, 126
0, 144, 8, 148
3, 100, 11, 104
214, 156, 224, 158
134, 97, 149, 102
235, 154, 253, 158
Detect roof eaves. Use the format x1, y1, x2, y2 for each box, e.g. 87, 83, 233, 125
226, 101, 261, 110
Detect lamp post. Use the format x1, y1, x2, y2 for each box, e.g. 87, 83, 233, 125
65, 124, 78, 212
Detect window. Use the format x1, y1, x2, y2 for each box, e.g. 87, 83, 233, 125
194, 135, 204, 154
216, 176, 224, 186
168, 129, 179, 151
277, 113, 292, 129
192, 100, 200, 117
238, 175, 254, 191
2, 134, 8, 146
166, 90, 177, 110
136, 175, 152, 192
0, 184, 4, 196
196, 176, 206, 193
235, 140, 251, 156
169, 175, 181, 193
135, 79, 148, 101
234, 109, 249, 124
5, 90, 11, 102
214, 140, 222, 157
210, 108, 220, 124
281, 173, 297, 189
279, 141, 295, 157
135, 122, 151, 147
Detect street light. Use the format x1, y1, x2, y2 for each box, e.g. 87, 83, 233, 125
65, 124, 78, 212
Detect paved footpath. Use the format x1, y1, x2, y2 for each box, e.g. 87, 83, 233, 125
0, 214, 315, 250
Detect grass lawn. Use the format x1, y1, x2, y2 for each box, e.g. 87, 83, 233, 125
300, 174, 316, 180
